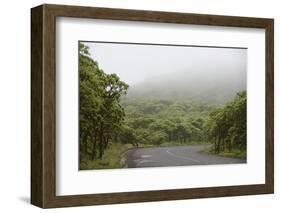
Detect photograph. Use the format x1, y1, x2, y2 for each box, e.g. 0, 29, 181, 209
30, 4, 274, 208
78, 41, 247, 170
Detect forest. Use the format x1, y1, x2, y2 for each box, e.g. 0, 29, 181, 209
79, 43, 247, 170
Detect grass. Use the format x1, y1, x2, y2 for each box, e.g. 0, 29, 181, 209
80, 143, 133, 170
80, 141, 212, 170
219, 149, 247, 160
80, 141, 246, 170
204, 146, 246, 160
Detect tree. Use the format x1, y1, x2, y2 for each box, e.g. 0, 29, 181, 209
118, 125, 138, 147
148, 131, 167, 145
205, 91, 246, 154
79, 43, 129, 161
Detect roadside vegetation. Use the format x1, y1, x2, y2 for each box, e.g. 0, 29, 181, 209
79, 43, 247, 170
204, 91, 247, 159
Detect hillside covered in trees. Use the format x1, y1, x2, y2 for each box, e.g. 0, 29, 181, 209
79, 43, 247, 170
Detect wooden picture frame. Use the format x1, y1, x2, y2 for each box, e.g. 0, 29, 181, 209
31, 4, 274, 208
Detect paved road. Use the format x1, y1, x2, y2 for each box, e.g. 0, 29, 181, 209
125, 145, 246, 168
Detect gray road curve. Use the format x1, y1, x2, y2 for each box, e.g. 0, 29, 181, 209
125, 145, 246, 168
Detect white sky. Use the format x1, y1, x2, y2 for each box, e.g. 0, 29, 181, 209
82, 41, 247, 86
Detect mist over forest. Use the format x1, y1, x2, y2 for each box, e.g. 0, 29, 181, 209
126, 65, 246, 104
79, 42, 247, 170
86, 42, 247, 105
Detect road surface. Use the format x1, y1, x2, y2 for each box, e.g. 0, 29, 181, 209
125, 145, 246, 168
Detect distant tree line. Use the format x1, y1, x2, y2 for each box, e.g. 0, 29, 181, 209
117, 100, 211, 147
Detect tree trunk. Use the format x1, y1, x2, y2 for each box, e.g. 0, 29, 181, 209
104, 136, 109, 149
91, 134, 97, 160
217, 138, 221, 153
228, 139, 232, 152
99, 123, 104, 159
82, 134, 88, 156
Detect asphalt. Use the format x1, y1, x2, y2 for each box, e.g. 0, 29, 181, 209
125, 145, 246, 168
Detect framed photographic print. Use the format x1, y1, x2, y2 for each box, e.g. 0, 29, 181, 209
31, 4, 274, 208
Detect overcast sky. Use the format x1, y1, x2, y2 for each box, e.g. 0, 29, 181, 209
82, 41, 247, 86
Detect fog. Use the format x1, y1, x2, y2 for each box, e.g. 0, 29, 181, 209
83, 41, 247, 103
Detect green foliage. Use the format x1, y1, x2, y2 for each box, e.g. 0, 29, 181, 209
79, 43, 128, 163
117, 99, 213, 147
205, 91, 246, 154
79, 43, 247, 169
80, 142, 133, 170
